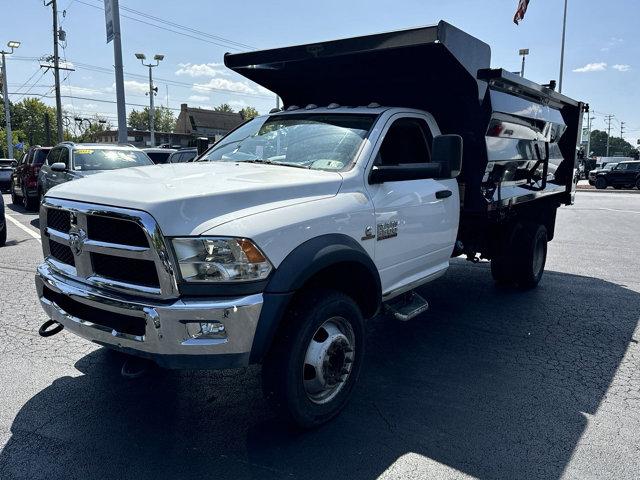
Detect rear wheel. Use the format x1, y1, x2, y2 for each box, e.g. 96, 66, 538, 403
595, 177, 607, 190
491, 222, 548, 289
513, 223, 548, 289
262, 289, 365, 428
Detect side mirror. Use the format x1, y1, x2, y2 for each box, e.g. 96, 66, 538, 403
432, 134, 463, 178
11, 160, 17, 168
369, 163, 441, 184
50, 162, 66, 172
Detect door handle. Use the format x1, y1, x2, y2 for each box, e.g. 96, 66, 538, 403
435, 190, 453, 199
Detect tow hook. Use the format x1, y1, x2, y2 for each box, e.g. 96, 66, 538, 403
38, 319, 64, 337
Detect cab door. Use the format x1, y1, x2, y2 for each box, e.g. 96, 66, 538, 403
366, 114, 459, 295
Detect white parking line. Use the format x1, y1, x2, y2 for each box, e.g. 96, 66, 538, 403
4, 214, 41, 242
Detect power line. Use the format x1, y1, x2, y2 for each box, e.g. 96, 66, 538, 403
75, 0, 251, 51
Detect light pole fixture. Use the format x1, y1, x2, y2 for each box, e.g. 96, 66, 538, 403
519, 48, 530, 78
1, 40, 21, 159
135, 52, 164, 146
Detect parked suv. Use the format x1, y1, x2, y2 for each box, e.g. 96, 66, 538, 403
594, 161, 640, 190
167, 147, 198, 163
142, 148, 176, 164
39, 143, 154, 198
0, 158, 16, 192
10, 146, 51, 210
0, 193, 6, 247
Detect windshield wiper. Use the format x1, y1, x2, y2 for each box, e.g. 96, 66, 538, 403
243, 159, 311, 169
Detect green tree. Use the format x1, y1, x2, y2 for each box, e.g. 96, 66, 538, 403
127, 106, 175, 132
213, 103, 234, 113
0, 98, 58, 147
239, 106, 259, 120
589, 129, 637, 157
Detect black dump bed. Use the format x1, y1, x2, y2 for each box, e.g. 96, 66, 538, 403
225, 20, 583, 215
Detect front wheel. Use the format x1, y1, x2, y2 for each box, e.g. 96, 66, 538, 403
10, 180, 19, 205
595, 177, 607, 190
262, 289, 365, 428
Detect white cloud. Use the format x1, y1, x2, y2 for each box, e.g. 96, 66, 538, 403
601, 37, 624, 52
188, 94, 210, 102
192, 78, 256, 94
228, 100, 248, 110
175, 62, 229, 78
123, 80, 149, 95
612, 64, 631, 72
573, 62, 607, 73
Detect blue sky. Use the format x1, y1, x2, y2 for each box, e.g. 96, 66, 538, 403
3, 0, 639, 145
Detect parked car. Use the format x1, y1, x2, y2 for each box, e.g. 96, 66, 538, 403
10, 146, 51, 210
142, 148, 176, 164
0, 193, 6, 247
38, 143, 154, 199
594, 161, 640, 190
168, 148, 198, 163
0, 158, 17, 192
35, 22, 584, 428
588, 162, 617, 185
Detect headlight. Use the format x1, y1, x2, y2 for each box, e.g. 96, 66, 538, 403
172, 237, 272, 282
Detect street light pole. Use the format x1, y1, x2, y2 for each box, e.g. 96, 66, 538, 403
1, 41, 20, 159
519, 48, 530, 77
559, 0, 568, 93
135, 53, 163, 147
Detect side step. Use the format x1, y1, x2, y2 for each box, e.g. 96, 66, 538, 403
384, 291, 429, 322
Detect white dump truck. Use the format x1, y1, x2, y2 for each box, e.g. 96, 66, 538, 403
36, 21, 583, 427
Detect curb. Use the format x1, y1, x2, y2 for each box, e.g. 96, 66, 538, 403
576, 186, 640, 194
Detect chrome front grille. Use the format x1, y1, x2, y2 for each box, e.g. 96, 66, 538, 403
41, 199, 179, 299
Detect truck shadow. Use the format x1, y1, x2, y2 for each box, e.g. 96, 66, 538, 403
1, 261, 638, 480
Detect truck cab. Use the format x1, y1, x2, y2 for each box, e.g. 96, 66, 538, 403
35, 21, 583, 428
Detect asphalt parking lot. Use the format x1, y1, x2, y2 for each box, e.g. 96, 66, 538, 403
0, 191, 638, 480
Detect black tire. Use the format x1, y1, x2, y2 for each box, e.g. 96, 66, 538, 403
636, 178, 640, 190
0, 218, 6, 247
10, 180, 19, 205
262, 289, 365, 429
513, 223, 548, 289
491, 255, 514, 286
595, 177, 607, 190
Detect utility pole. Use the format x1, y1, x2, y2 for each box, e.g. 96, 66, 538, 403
620, 121, 625, 140
559, 0, 568, 93
135, 53, 164, 147
605, 114, 614, 157
1, 41, 20, 159
586, 115, 595, 158
45, 0, 64, 142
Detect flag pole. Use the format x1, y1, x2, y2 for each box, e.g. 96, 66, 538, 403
558, 0, 568, 93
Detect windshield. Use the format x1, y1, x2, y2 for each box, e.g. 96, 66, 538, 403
198, 113, 376, 171
72, 148, 153, 171
145, 151, 172, 164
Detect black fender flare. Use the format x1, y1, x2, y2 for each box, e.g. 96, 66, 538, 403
250, 234, 381, 363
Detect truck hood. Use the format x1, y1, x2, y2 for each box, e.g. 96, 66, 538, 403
46, 162, 343, 235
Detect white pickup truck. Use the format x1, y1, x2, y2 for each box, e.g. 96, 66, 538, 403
35, 21, 583, 427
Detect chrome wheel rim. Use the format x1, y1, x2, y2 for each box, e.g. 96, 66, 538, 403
303, 316, 355, 405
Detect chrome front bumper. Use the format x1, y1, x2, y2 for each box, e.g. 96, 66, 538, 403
35, 262, 263, 369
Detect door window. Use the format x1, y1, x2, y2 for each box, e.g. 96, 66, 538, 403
47, 148, 60, 165
59, 148, 70, 169
376, 118, 433, 167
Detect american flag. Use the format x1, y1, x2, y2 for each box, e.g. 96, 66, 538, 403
513, 0, 530, 25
